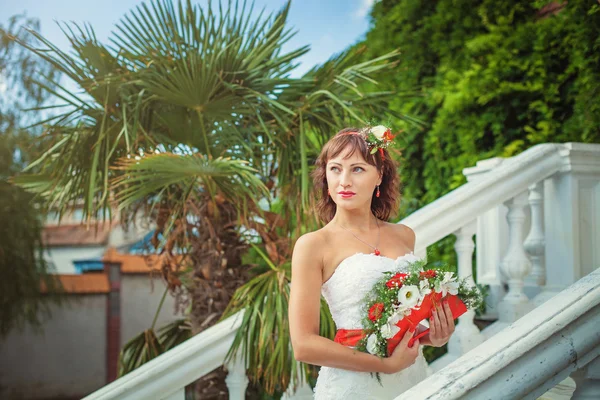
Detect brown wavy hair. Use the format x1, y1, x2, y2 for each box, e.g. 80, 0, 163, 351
312, 127, 400, 223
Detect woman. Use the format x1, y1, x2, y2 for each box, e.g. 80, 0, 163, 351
289, 126, 456, 399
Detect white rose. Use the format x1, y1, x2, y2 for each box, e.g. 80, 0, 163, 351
397, 285, 420, 309
366, 334, 379, 355
370, 125, 389, 140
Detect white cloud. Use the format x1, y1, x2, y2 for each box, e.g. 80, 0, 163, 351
354, 0, 374, 19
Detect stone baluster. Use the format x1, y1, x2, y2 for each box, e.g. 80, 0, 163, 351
447, 220, 485, 358
498, 192, 534, 323
572, 357, 600, 400
225, 353, 249, 400
524, 181, 546, 293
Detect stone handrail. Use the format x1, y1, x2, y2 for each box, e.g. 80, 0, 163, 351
403, 143, 598, 252
395, 268, 600, 399
83, 311, 245, 400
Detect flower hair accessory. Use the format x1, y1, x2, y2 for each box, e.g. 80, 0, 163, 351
342, 125, 395, 160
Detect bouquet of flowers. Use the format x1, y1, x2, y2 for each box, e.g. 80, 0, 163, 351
352, 258, 483, 358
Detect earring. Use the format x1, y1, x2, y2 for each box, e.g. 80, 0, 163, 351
376, 185, 380, 198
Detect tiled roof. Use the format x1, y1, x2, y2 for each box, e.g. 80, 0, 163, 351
42, 222, 114, 247
103, 248, 187, 274
42, 273, 110, 294
105, 252, 163, 274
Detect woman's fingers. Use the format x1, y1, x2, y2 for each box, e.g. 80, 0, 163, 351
443, 301, 455, 332
436, 303, 448, 337
429, 311, 437, 338
427, 300, 457, 346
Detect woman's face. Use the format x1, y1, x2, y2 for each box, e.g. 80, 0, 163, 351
326, 146, 382, 211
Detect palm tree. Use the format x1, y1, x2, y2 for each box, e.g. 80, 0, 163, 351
12, 0, 403, 395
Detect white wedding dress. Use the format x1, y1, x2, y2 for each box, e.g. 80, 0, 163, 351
313, 252, 431, 399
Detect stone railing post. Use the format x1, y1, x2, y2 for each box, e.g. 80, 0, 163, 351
447, 221, 485, 358
463, 157, 509, 320
524, 181, 546, 296
498, 192, 533, 323
224, 353, 249, 400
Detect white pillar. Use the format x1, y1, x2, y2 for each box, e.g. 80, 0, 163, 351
225, 354, 249, 400
541, 167, 600, 295
463, 157, 509, 320
497, 192, 534, 323
524, 181, 546, 291
572, 357, 600, 400
447, 221, 485, 357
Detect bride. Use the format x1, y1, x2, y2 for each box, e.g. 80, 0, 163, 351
289, 126, 457, 399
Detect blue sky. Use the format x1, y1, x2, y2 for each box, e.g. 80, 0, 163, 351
1, 0, 375, 77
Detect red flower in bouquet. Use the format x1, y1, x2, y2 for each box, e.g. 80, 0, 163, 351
385, 272, 408, 289
420, 269, 437, 279
368, 303, 385, 322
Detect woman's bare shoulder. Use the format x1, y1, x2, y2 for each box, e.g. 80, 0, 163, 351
382, 221, 416, 250
292, 228, 329, 267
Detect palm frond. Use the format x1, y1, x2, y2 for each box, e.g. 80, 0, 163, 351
221, 254, 335, 395
111, 0, 307, 154
157, 318, 192, 351
111, 152, 269, 220
117, 329, 164, 377
12, 24, 153, 222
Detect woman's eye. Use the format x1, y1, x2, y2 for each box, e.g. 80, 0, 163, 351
353, 167, 364, 172
330, 166, 340, 172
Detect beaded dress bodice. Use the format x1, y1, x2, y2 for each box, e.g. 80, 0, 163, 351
321, 252, 420, 329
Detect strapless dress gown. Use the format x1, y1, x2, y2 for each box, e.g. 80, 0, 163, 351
313, 252, 431, 399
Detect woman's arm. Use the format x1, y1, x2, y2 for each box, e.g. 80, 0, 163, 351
289, 233, 392, 373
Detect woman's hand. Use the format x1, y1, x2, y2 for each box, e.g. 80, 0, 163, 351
382, 328, 420, 374
427, 299, 456, 347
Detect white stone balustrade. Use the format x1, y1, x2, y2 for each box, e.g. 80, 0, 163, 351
224, 353, 249, 400
450, 221, 485, 349
497, 191, 534, 323
433, 221, 485, 371
396, 268, 600, 400
524, 181, 546, 290
83, 311, 245, 400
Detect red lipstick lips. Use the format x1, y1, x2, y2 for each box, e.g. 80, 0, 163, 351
338, 191, 356, 198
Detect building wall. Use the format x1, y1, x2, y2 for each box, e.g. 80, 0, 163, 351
120, 275, 181, 346
45, 246, 105, 274
0, 295, 107, 400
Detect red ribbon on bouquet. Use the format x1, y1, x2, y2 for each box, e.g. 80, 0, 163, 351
333, 292, 468, 355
